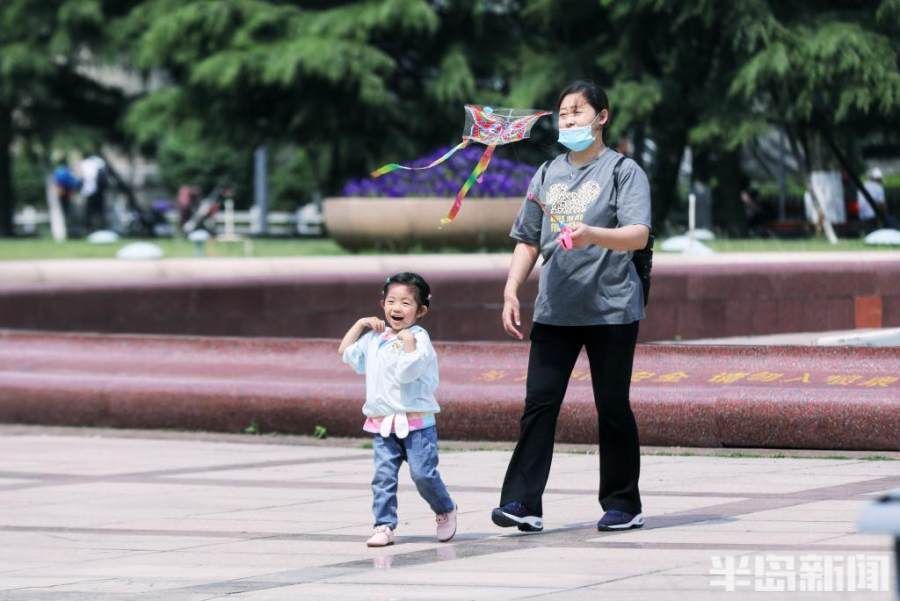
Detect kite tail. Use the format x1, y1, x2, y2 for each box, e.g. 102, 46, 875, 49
440, 144, 496, 225
371, 140, 469, 178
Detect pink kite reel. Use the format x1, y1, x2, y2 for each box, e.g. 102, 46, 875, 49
558, 224, 573, 250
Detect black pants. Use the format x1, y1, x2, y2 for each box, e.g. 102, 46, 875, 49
500, 321, 642, 516
85, 192, 106, 231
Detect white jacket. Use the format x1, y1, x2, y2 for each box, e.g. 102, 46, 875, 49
342, 325, 440, 418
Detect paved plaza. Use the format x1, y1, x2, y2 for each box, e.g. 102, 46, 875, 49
0, 426, 897, 600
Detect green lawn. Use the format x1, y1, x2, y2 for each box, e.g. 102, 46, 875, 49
0, 237, 348, 260
704, 238, 895, 252
0, 235, 895, 261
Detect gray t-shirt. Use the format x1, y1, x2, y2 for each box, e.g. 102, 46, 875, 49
509, 149, 652, 326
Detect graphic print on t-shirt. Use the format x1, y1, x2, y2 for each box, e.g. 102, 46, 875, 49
546, 180, 603, 232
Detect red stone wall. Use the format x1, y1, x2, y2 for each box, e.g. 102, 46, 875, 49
1, 261, 898, 341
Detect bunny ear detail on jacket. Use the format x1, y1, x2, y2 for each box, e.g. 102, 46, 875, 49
394, 413, 410, 439
379, 414, 394, 438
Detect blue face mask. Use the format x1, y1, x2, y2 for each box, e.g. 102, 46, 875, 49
558, 126, 594, 151
557, 114, 601, 151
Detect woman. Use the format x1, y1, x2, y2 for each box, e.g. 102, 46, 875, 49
491, 80, 651, 533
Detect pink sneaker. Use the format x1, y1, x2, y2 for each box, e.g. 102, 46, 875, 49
366, 525, 395, 547
436, 505, 457, 542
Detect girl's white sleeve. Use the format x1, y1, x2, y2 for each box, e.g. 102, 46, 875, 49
341, 332, 372, 375
394, 331, 435, 384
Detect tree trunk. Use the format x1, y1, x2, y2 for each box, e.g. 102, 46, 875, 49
650, 128, 686, 228
100, 152, 141, 213
785, 126, 837, 244
709, 149, 745, 236
0, 106, 14, 237
632, 124, 646, 169
819, 127, 884, 226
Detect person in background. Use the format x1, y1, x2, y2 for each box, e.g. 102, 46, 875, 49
740, 177, 772, 237
858, 167, 889, 232
79, 154, 109, 232
52, 162, 81, 230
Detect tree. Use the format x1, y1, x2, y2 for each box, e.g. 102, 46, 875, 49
0, 0, 126, 237
117, 0, 534, 209
728, 2, 900, 231
500, 1, 763, 229
6, 1, 895, 238
122, 0, 402, 206
505, 1, 900, 234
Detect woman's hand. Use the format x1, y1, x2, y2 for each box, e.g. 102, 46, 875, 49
568, 223, 650, 251
568, 222, 596, 249
502, 241, 539, 341
502, 293, 524, 340
357, 316, 386, 333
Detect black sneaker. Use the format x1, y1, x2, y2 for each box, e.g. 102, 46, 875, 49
491, 501, 543, 532
597, 510, 644, 531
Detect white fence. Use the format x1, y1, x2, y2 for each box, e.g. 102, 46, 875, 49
13, 204, 324, 237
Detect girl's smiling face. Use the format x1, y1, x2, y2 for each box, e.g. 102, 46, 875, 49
381, 283, 427, 330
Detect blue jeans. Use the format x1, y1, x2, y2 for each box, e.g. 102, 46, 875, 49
372, 426, 454, 529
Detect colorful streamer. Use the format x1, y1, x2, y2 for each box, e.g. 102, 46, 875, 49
370, 140, 469, 178
440, 144, 496, 225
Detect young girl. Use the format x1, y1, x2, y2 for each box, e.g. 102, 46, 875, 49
338, 272, 457, 547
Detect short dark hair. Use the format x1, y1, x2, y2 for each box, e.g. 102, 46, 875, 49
382, 272, 431, 307
556, 80, 610, 120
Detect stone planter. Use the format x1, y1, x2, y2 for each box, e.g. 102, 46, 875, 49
323, 196, 522, 251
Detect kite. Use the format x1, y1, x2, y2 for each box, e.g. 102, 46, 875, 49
371, 105, 551, 224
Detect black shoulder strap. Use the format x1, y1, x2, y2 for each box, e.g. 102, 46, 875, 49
538, 160, 550, 187
611, 155, 653, 245
611, 155, 627, 209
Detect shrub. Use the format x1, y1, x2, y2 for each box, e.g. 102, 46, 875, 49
342, 145, 536, 198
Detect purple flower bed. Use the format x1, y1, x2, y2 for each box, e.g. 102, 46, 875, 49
341, 145, 536, 198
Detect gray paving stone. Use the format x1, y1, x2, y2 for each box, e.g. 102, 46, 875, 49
0, 427, 895, 601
